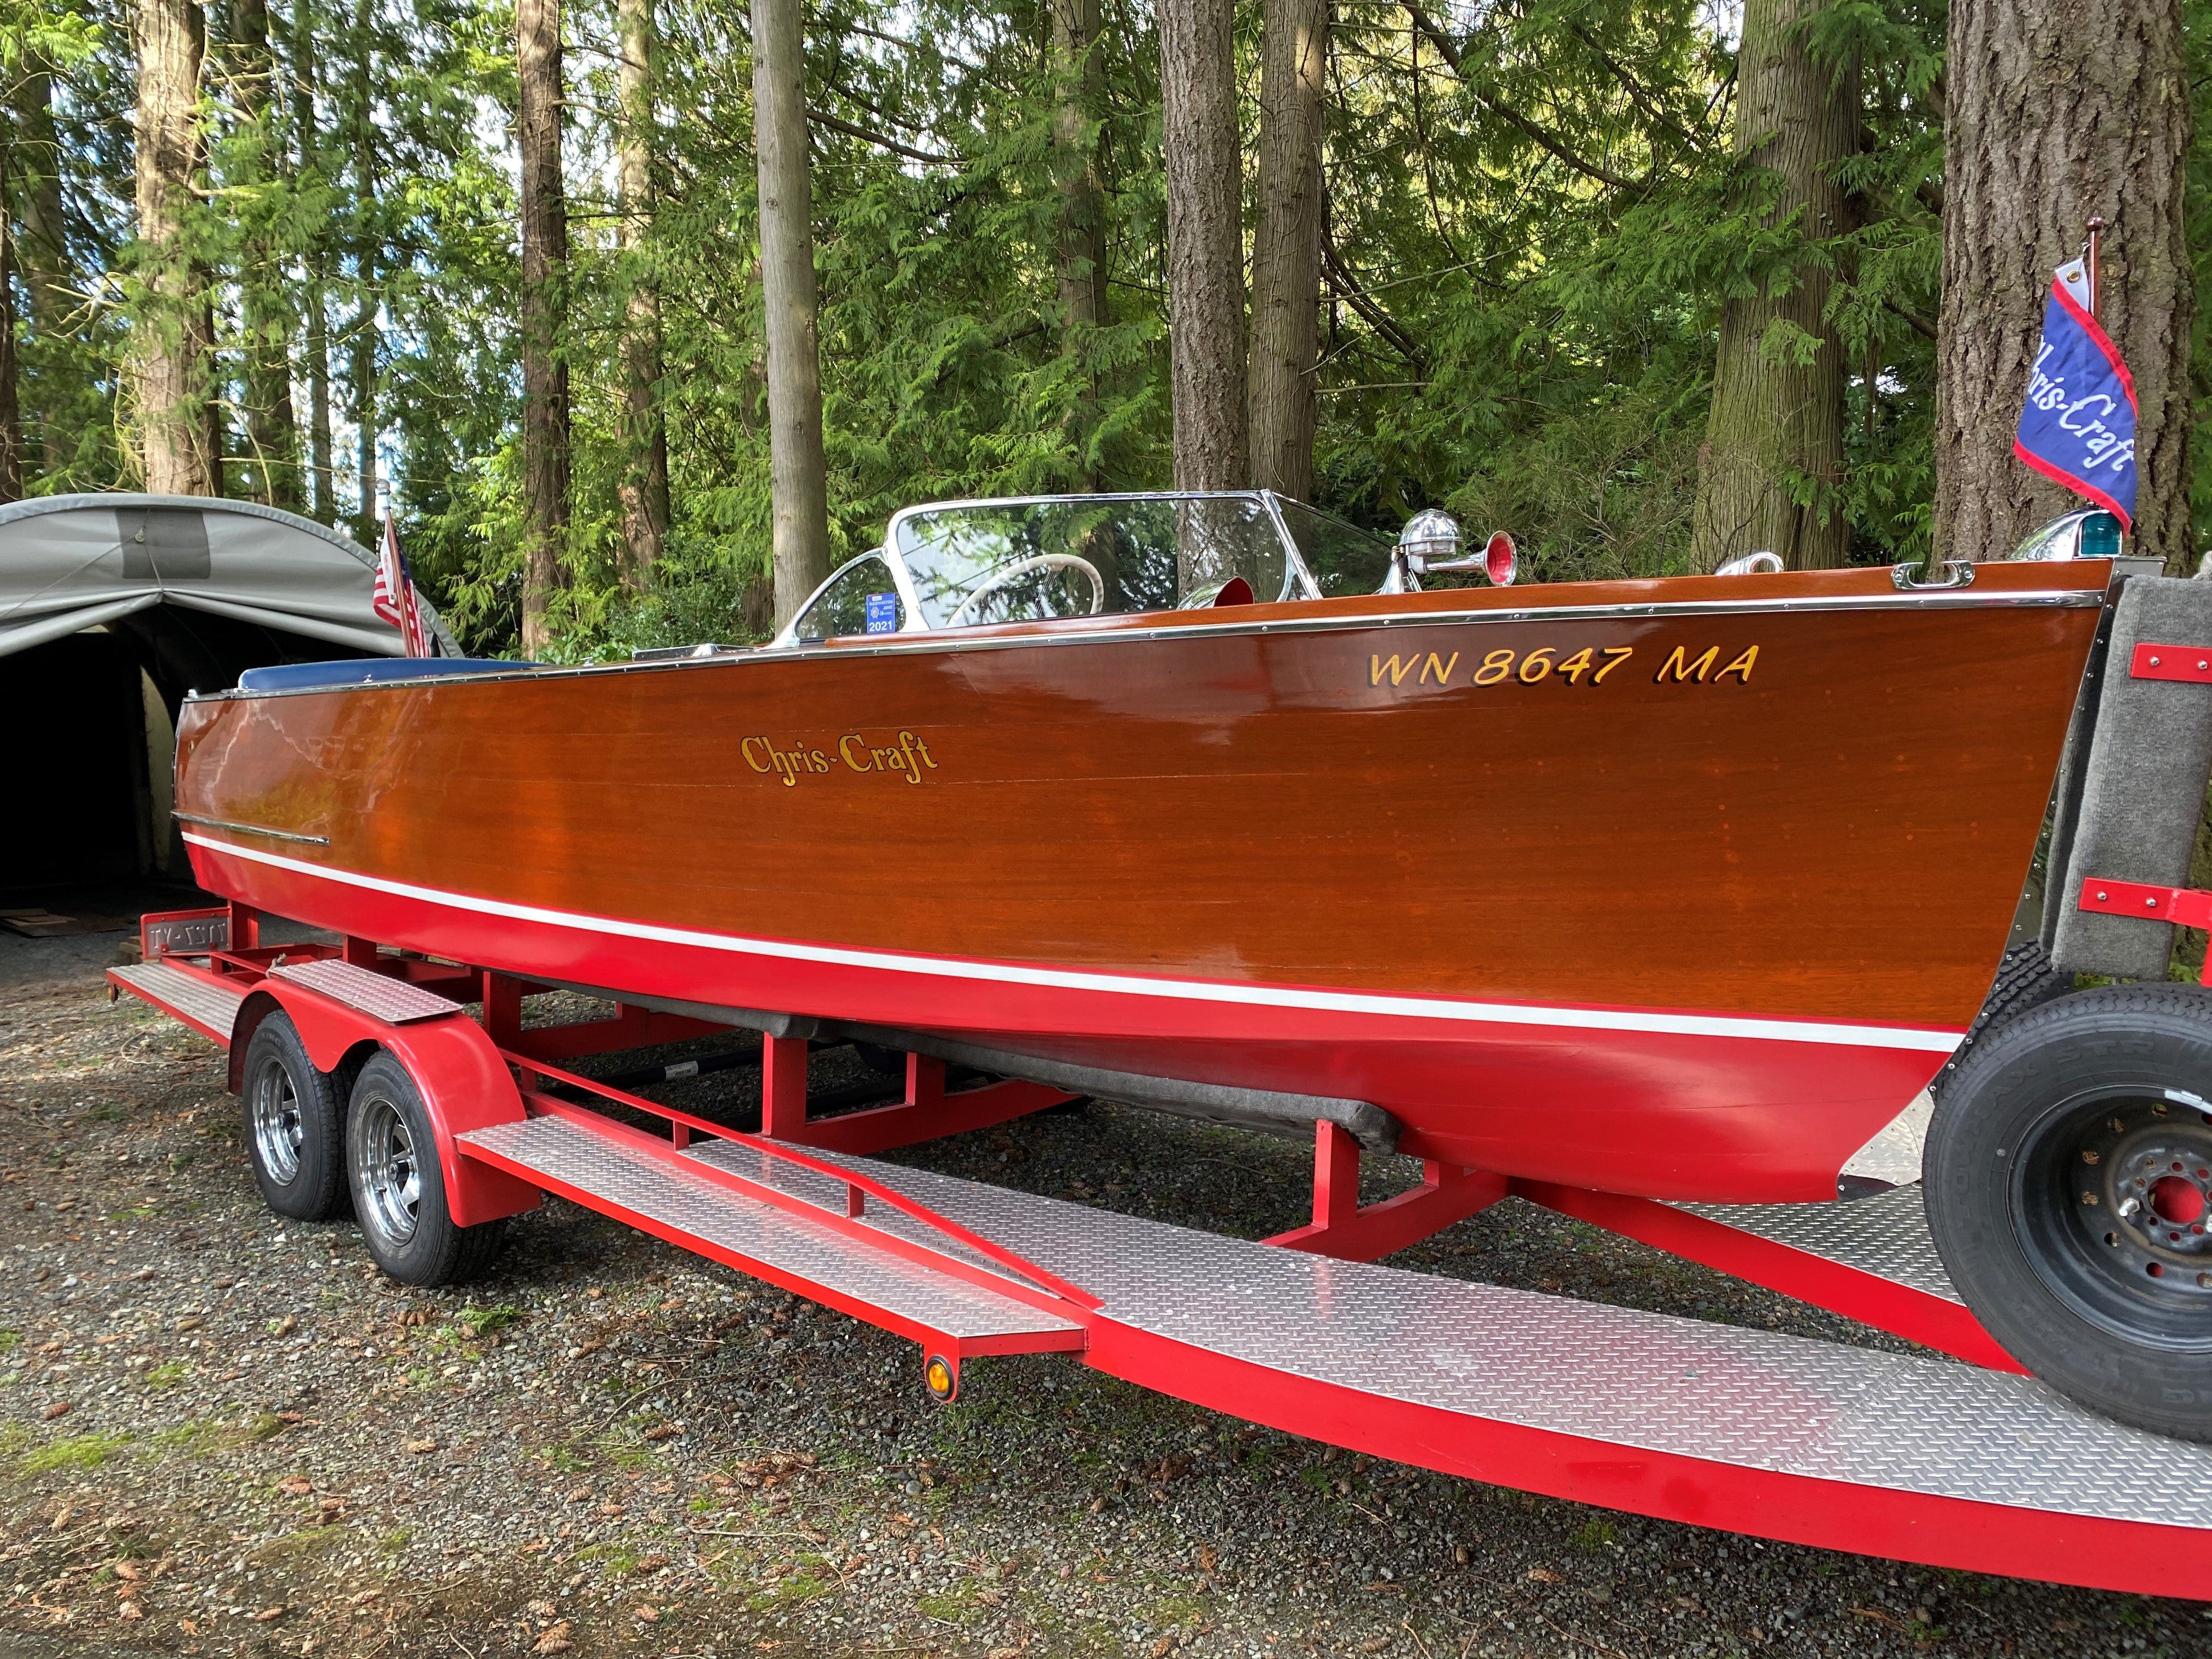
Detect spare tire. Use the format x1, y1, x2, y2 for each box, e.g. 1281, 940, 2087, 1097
1925, 983, 2212, 1440
1931, 939, 2070, 1103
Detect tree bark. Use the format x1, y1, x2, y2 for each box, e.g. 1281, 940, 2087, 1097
131, 0, 218, 495
1248, 0, 1324, 502
0, 154, 24, 504
1690, 0, 1857, 571
1159, 0, 1246, 490
349, 0, 379, 542
234, 0, 304, 510
1050, 0, 1105, 487
752, 0, 831, 628
1936, 0, 2192, 570
15, 63, 69, 473
1050, 0, 1105, 339
616, 0, 668, 591
518, 0, 572, 651
286, 0, 336, 522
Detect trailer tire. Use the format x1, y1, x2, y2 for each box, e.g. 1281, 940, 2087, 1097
346, 1052, 505, 1288
1926, 983, 2212, 1441
240, 1013, 347, 1221
1929, 940, 2072, 1103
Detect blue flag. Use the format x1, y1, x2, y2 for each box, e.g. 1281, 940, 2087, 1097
2014, 272, 2138, 531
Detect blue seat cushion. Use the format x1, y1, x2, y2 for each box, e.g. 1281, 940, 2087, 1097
238, 657, 538, 692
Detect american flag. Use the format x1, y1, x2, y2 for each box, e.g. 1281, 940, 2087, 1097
371, 511, 431, 657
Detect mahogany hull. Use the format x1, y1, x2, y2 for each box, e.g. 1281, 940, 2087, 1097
176, 562, 2109, 1202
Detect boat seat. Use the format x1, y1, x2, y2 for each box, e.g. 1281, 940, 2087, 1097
238, 657, 538, 693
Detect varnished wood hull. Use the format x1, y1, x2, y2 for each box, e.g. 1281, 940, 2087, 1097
176, 562, 2109, 1201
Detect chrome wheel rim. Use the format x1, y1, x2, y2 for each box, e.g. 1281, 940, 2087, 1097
249, 1059, 304, 1184
356, 1094, 421, 1245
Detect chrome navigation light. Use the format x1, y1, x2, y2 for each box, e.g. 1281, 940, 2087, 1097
2010, 508, 2124, 562
1400, 509, 1462, 566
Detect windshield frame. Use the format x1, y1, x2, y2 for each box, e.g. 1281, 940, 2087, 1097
772, 491, 1335, 647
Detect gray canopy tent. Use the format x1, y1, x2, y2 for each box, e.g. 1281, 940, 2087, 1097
0, 495, 459, 887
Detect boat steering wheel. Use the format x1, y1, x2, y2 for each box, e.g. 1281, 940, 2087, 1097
945, 554, 1106, 628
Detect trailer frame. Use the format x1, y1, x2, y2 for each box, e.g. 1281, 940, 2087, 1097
108, 900, 2212, 1603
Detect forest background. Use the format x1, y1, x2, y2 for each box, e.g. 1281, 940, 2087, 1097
5, 0, 2204, 658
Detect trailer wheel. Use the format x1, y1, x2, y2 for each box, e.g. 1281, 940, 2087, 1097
1930, 940, 2071, 1102
240, 1013, 347, 1221
1926, 983, 2212, 1440
345, 1052, 505, 1287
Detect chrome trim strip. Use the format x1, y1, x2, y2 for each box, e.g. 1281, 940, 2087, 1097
192, 583, 2104, 702
182, 831, 1965, 1054
172, 812, 330, 846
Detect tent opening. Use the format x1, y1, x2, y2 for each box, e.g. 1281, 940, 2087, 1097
0, 495, 458, 901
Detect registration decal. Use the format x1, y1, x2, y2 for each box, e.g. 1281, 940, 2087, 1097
1366, 644, 1757, 689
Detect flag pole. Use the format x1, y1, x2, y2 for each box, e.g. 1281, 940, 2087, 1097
2086, 216, 2105, 318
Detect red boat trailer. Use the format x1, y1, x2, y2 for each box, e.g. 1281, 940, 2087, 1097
110, 904, 2212, 1602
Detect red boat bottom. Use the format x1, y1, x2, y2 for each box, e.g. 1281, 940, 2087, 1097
182, 834, 1961, 1203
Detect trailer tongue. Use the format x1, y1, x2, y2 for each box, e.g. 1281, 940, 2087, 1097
109, 922, 2212, 1602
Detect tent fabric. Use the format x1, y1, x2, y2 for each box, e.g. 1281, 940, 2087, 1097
0, 493, 460, 662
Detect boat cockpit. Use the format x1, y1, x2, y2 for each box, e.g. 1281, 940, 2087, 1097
774, 491, 1427, 647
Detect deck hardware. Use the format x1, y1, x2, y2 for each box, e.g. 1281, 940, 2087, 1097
172, 812, 330, 846
1892, 560, 1976, 591
1714, 551, 1785, 576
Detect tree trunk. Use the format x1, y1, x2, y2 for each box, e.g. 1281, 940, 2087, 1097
616, 0, 668, 591
1051, 0, 1106, 486
752, 0, 831, 628
1936, 0, 2192, 570
131, 0, 218, 495
350, 0, 379, 542
16, 64, 69, 474
1159, 0, 1246, 491
517, 0, 571, 651
235, 0, 304, 510
287, 0, 336, 523
1051, 0, 1105, 331
0, 157, 24, 504
1248, 0, 1324, 503
1689, 0, 1857, 571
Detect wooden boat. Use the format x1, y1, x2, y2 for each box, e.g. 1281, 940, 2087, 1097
172, 493, 2109, 1204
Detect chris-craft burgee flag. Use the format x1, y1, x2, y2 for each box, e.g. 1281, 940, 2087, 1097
371, 512, 431, 657
2014, 256, 2138, 530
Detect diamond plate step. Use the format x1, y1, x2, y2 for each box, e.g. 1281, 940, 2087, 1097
460, 1116, 1082, 1352
109, 960, 247, 1043
1678, 1184, 1962, 1303
788, 1148, 2212, 1528
268, 957, 461, 1023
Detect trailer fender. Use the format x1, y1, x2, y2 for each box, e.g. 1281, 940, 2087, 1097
228, 981, 539, 1228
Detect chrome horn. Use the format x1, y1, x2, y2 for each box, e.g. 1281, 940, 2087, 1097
1384, 511, 1516, 591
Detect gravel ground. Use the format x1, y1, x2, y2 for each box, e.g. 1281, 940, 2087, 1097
3, 926, 2210, 1659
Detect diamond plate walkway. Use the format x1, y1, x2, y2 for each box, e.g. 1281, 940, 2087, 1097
673, 1136, 2212, 1598
462, 1115, 1084, 1358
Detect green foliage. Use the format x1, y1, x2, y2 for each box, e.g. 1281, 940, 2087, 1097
18, 0, 2200, 647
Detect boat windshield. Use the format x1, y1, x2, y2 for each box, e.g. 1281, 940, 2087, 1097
888, 495, 1312, 630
